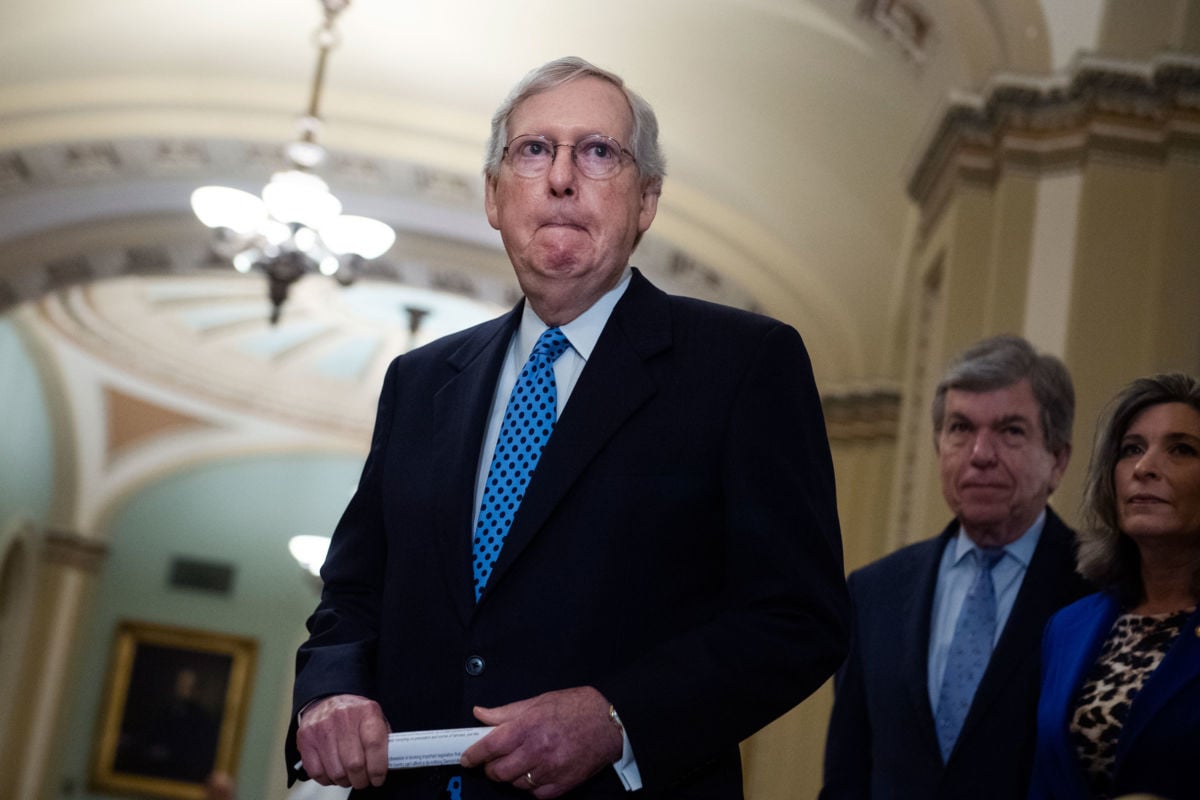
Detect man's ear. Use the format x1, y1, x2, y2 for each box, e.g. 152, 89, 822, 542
637, 180, 660, 233
1047, 443, 1072, 494
484, 175, 501, 231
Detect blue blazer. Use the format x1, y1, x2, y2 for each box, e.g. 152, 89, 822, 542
1030, 593, 1200, 800
286, 269, 851, 798
821, 510, 1089, 800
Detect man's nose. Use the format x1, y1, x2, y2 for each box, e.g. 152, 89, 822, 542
547, 145, 577, 195
969, 430, 998, 464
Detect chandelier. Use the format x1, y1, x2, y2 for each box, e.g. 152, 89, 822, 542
190, 0, 394, 324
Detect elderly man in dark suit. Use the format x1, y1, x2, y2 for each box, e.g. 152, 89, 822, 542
821, 335, 1091, 800
286, 56, 850, 799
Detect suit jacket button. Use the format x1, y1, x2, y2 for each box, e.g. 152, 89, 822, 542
465, 655, 485, 676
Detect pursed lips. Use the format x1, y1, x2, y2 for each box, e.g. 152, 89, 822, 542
960, 481, 1009, 492
539, 217, 587, 232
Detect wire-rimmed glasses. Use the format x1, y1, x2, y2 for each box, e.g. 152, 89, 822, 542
502, 134, 636, 180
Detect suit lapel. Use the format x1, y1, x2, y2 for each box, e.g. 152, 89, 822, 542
903, 528, 952, 752
432, 309, 520, 624
478, 271, 670, 603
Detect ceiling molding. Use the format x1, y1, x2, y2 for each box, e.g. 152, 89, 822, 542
908, 53, 1200, 231
0, 133, 762, 313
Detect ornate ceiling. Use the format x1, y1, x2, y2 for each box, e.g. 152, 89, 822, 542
0, 0, 1080, 529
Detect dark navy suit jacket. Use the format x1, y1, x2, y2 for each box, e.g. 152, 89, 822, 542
286, 269, 850, 798
822, 509, 1088, 800
1030, 593, 1200, 800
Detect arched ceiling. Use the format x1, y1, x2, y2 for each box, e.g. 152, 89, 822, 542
0, 0, 1065, 507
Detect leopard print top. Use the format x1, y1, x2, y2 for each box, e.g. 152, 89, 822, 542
1068, 607, 1193, 800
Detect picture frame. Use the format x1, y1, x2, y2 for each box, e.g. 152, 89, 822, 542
89, 620, 258, 800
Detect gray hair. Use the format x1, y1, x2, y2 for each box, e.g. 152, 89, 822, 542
931, 334, 1075, 456
483, 56, 666, 192
1078, 372, 1200, 601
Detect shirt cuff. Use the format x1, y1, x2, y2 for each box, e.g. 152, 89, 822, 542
608, 705, 642, 791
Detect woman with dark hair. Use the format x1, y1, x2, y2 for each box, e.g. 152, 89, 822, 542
1030, 373, 1200, 800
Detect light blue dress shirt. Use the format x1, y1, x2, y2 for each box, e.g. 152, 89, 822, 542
470, 267, 641, 790
926, 510, 1046, 710
471, 267, 630, 525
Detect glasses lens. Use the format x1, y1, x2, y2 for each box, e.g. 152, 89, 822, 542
506, 135, 553, 177
504, 134, 630, 178
574, 135, 628, 179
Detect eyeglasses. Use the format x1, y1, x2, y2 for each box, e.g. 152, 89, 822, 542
502, 134, 636, 180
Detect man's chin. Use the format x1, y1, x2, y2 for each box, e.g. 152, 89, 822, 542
527, 244, 589, 275
957, 504, 1012, 531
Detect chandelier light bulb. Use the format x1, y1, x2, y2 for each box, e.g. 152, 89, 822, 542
292, 226, 319, 253
319, 255, 341, 276
288, 535, 332, 578
232, 251, 257, 273
320, 214, 397, 259
262, 220, 293, 247
190, 186, 267, 233
262, 170, 342, 228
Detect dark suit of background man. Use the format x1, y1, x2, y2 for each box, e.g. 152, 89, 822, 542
286, 56, 851, 800
821, 335, 1092, 800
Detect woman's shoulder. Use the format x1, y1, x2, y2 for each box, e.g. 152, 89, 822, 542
1049, 591, 1119, 631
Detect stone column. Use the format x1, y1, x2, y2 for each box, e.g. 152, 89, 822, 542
896, 53, 1200, 537
0, 526, 107, 800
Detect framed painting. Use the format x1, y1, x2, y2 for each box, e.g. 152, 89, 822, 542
89, 620, 257, 800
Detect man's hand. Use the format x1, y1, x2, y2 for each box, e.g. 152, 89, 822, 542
461, 686, 623, 798
295, 693, 390, 789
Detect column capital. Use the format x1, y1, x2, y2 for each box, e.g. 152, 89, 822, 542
41, 528, 108, 574
909, 54, 1200, 229
822, 389, 901, 443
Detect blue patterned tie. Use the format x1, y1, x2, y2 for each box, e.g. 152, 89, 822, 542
935, 546, 1004, 760
472, 327, 570, 601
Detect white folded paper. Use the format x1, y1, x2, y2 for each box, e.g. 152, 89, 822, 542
294, 726, 495, 773
386, 726, 494, 769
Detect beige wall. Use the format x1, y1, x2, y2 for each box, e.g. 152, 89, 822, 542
741, 41, 1200, 800
1062, 156, 1200, 518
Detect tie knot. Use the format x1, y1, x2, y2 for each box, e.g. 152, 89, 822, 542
531, 327, 571, 362
975, 547, 1004, 571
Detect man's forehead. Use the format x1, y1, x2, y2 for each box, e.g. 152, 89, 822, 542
944, 380, 1040, 421
509, 77, 633, 134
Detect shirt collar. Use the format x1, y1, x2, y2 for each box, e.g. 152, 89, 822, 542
951, 509, 1047, 568
518, 267, 632, 360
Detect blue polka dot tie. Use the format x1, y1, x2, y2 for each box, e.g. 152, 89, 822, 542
472, 327, 571, 601
935, 546, 1004, 761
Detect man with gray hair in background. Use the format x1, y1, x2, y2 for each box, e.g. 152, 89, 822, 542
286, 56, 849, 799
822, 334, 1091, 799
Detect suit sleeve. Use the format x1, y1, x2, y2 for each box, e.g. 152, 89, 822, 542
1027, 609, 1071, 800
820, 571, 871, 799
597, 322, 851, 788
283, 358, 400, 780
